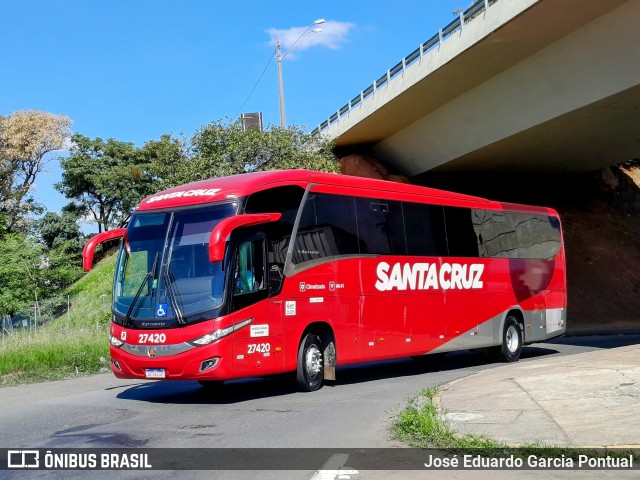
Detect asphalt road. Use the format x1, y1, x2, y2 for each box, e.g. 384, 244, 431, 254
2, 333, 640, 480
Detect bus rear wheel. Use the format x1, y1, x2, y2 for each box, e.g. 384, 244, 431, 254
499, 316, 523, 362
296, 333, 324, 392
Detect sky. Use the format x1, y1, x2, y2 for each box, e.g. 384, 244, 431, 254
1, 0, 466, 230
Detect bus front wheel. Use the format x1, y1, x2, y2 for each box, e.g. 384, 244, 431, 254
296, 333, 324, 392
499, 317, 523, 362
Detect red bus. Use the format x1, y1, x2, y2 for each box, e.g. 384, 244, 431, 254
84, 170, 566, 391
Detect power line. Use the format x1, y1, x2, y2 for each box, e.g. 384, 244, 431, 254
233, 50, 276, 121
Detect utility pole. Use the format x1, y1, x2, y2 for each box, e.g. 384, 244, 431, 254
276, 41, 286, 128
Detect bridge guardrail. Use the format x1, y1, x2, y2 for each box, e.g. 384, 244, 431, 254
312, 0, 499, 135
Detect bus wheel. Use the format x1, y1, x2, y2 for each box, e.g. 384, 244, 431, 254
500, 317, 523, 362
296, 333, 324, 392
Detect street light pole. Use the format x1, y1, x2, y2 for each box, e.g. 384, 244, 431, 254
276, 18, 325, 128
276, 41, 286, 128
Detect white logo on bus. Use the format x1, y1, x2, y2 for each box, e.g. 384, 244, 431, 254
375, 262, 484, 292
146, 188, 221, 204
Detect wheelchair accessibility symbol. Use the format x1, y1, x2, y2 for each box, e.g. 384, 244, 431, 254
156, 304, 168, 317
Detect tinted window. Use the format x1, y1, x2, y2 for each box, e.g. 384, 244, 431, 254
514, 213, 561, 258
356, 198, 405, 255
245, 186, 305, 267
403, 202, 448, 256
443, 206, 480, 257
293, 193, 359, 264
472, 209, 518, 258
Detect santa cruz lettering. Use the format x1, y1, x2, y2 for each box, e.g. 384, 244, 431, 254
375, 261, 484, 292
146, 188, 221, 204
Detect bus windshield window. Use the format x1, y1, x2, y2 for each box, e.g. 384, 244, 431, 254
113, 202, 237, 324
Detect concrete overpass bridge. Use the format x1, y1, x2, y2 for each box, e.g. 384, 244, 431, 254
313, 0, 640, 179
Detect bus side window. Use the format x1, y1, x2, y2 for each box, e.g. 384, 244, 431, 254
293, 193, 360, 264
471, 209, 518, 258
443, 206, 480, 257
233, 238, 266, 295
513, 213, 561, 259
355, 198, 405, 255
403, 203, 448, 257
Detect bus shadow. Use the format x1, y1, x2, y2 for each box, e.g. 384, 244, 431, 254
333, 345, 559, 387
116, 345, 560, 404
116, 376, 298, 405
547, 332, 640, 349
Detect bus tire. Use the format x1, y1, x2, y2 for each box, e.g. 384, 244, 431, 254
500, 317, 523, 362
296, 333, 324, 392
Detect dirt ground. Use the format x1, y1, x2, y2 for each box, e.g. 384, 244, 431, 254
561, 204, 640, 333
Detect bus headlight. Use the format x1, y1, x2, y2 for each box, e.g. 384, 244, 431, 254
110, 335, 124, 348
188, 318, 253, 346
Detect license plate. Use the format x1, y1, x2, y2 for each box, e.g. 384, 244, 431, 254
145, 368, 166, 379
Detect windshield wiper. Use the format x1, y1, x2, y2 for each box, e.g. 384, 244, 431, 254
124, 252, 159, 327
164, 270, 186, 325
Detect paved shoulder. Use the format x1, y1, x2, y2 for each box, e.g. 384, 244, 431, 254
437, 344, 640, 447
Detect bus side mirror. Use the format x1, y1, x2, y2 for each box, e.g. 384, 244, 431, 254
208, 213, 282, 263
83, 228, 126, 271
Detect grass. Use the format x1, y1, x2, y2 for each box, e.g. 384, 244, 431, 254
0, 253, 117, 386
393, 387, 502, 451
392, 387, 639, 461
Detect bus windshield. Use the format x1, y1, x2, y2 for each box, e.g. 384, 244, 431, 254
113, 202, 238, 327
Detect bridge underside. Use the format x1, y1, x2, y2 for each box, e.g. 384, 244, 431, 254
330, 0, 639, 177
428, 84, 640, 176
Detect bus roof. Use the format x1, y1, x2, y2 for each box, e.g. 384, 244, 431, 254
135, 169, 556, 215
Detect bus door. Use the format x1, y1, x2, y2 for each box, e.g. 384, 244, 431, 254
229, 228, 284, 376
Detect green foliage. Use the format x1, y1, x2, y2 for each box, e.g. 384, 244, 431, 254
393, 387, 503, 451
140, 133, 189, 192
42, 242, 84, 291
0, 233, 46, 315
0, 254, 116, 386
153, 120, 338, 186
37, 210, 84, 250
36, 211, 85, 288
0, 329, 108, 385
0, 214, 85, 315
56, 134, 155, 232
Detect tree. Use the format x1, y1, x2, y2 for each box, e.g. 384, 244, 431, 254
0, 110, 72, 233
36, 210, 85, 287
0, 233, 46, 315
140, 133, 190, 192
56, 134, 155, 232
155, 120, 338, 186
37, 210, 84, 251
